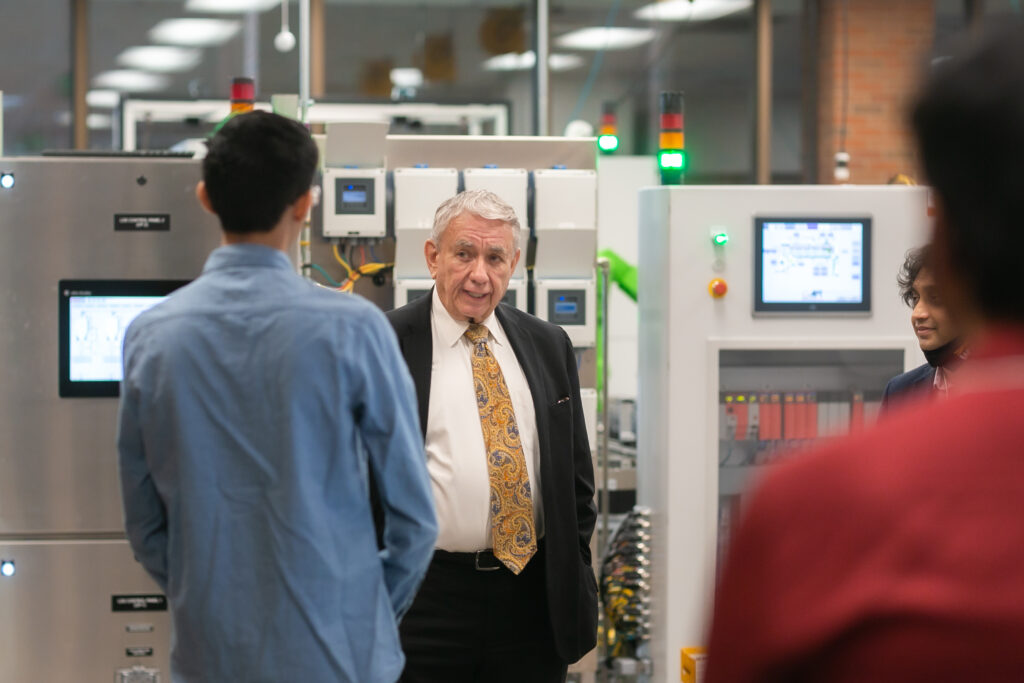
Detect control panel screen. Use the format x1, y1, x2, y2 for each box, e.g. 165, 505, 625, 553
334, 178, 375, 215
554, 300, 578, 316
59, 280, 189, 397
547, 290, 586, 325
754, 218, 871, 313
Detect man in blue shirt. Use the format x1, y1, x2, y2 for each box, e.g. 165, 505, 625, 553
117, 111, 437, 683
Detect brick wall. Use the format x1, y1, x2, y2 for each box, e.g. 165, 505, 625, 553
817, 0, 935, 184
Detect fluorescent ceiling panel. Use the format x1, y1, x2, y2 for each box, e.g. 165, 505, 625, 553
185, 0, 280, 13
556, 27, 657, 51
549, 53, 586, 71
149, 18, 241, 46
93, 70, 170, 93
635, 0, 753, 21
483, 51, 585, 71
117, 46, 202, 73
86, 89, 120, 108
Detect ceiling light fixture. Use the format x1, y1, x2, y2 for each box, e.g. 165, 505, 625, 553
185, 0, 280, 13
93, 70, 170, 93
390, 68, 424, 88
149, 18, 241, 47
274, 1, 296, 52
483, 51, 585, 72
555, 27, 657, 51
117, 46, 202, 73
634, 0, 753, 22
86, 89, 120, 108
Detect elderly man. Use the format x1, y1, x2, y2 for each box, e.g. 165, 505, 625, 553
386, 189, 598, 683
707, 25, 1024, 683
881, 245, 968, 412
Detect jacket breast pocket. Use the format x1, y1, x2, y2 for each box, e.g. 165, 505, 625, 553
547, 396, 573, 447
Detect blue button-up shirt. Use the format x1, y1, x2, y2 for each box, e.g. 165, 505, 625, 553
118, 244, 436, 683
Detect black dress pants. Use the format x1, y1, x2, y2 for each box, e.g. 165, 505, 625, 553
398, 541, 568, 683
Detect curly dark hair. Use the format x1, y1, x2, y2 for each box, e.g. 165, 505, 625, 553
897, 245, 930, 308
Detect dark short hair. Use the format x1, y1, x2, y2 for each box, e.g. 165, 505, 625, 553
911, 25, 1024, 323
202, 111, 319, 234
897, 245, 930, 307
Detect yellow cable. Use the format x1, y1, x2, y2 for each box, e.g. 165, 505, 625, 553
332, 244, 354, 278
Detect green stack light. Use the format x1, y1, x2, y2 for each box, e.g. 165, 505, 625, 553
597, 101, 619, 155
598, 134, 620, 153
658, 91, 686, 185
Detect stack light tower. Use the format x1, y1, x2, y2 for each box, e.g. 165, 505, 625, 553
658, 91, 686, 185
597, 101, 620, 154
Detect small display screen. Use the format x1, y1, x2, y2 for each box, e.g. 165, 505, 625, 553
342, 189, 367, 204
754, 218, 871, 313
59, 280, 189, 397
334, 178, 375, 215
547, 290, 586, 325
554, 300, 578, 316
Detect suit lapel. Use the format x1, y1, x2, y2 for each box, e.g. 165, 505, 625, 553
398, 293, 434, 437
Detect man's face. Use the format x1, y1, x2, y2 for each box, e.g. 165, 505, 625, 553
425, 212, 520, 323
910, 268, 958, 351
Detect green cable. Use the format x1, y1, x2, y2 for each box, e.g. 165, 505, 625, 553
302, 263, 343, 288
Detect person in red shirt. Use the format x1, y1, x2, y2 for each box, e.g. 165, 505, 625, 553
707, 25, 1024, 683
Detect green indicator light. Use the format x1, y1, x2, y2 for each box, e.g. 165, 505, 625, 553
658, 149, 686, 170
712, 232, 729, 246
597, 134, 619, 153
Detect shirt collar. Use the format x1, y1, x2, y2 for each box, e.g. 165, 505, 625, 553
431, 287, 507, 349
203, 243, 293, 273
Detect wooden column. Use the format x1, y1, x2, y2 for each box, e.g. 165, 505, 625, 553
754, 0, 773, 184
311, 0, 326, 98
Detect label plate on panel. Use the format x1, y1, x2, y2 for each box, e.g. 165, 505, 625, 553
112, 594, 167, 612
115, 214, 171, 231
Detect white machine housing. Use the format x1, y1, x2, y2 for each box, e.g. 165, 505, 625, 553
637, 186, 931, 681
533, 168, 598, 347
534, 277, 596, 348
321, 167, 387, 238
393, 167, 459, 299
462, 167, 528, 284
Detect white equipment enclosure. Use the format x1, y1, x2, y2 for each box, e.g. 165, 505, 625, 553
637, 185, 931, 681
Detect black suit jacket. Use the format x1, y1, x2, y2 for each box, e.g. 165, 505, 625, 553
881, 362, 935, 413
386, 291, 599, 664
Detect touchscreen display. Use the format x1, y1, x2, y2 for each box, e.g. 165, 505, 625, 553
59, 280, 189, 397
68, 295, 166, 381
755, 218, 871, 313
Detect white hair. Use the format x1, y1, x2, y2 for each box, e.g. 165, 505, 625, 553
430, 189, 522, 250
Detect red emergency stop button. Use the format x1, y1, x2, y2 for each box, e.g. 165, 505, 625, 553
709, 278, 728, 298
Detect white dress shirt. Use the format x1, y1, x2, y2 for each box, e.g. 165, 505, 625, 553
426, 288, 544, 552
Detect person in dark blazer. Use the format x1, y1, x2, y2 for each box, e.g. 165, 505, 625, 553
881, 245, 967, 412
386, 189, 598, 683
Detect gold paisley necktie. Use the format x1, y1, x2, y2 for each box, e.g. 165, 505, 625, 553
465, 323, 537, 574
